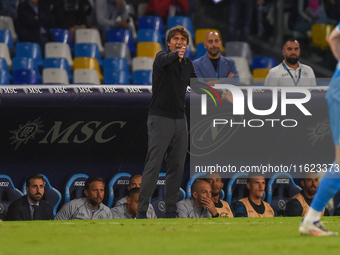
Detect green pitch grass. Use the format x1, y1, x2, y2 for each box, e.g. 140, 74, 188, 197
1, 217, 339, 255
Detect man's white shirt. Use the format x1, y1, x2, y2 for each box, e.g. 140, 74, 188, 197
264, 61, 316, 86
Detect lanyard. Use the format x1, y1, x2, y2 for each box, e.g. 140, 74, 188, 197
282, 62, 301, 86
215, 58, 220, 78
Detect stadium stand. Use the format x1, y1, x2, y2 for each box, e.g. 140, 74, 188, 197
12, 56, 42, 81
43, 57, 73, 82
42, 68, 69, 85
167, 16, 195, 41
73, 69, 101, 84
12, 68, 40, 84
104, 42, 132, 67
107, 29, 136, 57
104, 69, 131, 85
0, 29, 14, 50
132, 57, 154, 71
137, 29, 165, 50
225, 41, 252, 66
136, 42, 163, 58
50, 28, 74, 53
133, 70, 152, 85
45, 42, 74, 70
0, 68, 11, 84
74, 42, 103, 67
0, 15, 17, 43
0, 42, 12, 69
75, 28, 105, 57
252, 56, 277, 70
73, 57, 103, 83
138, 16, 165, 40
15, 42, 44, 70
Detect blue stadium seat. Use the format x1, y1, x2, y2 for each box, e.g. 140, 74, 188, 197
103, 57, 130, 73
252, 56, 277, 70
150, 172, 186, 218
44, 57, 73, 82
75, 43, 103, 67
13, 69, 40, 84
186, 172, 225, 199
104, 70, 131, 85
133, 70, 152, 85
50, 28, 74, 53
64, 174, 89, 204
107, 29, 136, 56
12, 57, 41, 82
0, 174, 23, 220
0, 29, 14, 49
138, 16, 165, 40
22, 174, 62, 216
15, 42, 44, 70
226, 172, 249, 205
266, 172, 302, 216
167, 16, 195, 41
103, 57, 131, 84
0, 57, 12, 83
137, 29, 165, 50
107, 172, 131, 208
195, 43, 207, 59
0, 68, 11, 84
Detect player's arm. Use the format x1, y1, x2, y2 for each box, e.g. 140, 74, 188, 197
6, 204, 24, 221
176, 201, 189, 218
328, 25, 340, 61
284, 199, 303, 217
231, 201, 248, 217
54, 202, 74, 220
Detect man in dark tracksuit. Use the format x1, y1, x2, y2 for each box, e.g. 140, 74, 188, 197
137, 25, 197, 218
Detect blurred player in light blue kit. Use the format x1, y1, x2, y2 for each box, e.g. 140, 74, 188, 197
299, 23, 340, 236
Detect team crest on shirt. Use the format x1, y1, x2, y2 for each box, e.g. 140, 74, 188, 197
302, 71, 309, 77
220, 212, 229, 218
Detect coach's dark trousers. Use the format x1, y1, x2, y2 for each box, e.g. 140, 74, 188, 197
138, 115, 188, 213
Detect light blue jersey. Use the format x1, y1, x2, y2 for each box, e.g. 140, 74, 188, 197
326, 23, 340, 102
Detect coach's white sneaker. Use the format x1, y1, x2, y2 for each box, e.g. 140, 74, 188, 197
299, 221, 338, 236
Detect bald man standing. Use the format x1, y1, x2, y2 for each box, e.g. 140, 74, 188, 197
193, 31, 239, 82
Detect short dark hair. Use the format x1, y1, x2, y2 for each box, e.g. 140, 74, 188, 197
166, 25, 189, 47
247, 173, 264, 183
127, 187, 140, 198
283, 38, 299, 48
26, 174, 45, 188
85, 176, 105, 190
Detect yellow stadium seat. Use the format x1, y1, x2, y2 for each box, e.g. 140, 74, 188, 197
311, 24, 335, 50
195, 28, 225, 54
74, 57, 103, 83
253, 68, 270, 79
137, 42, 163, 58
